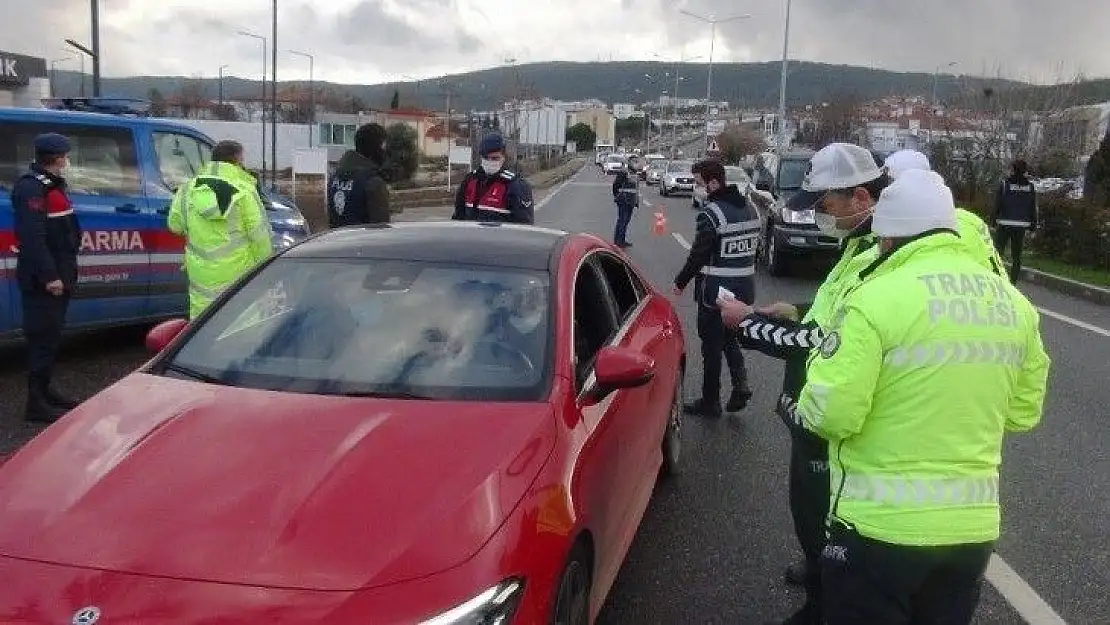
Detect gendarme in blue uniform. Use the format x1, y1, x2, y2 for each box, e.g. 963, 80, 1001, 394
675, 181, 760, 415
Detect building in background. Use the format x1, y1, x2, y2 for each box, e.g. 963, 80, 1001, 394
612, 103, 636, 119
568, 106, 616, 146
0, 51, 49, 107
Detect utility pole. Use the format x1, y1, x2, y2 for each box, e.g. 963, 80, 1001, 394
218, 64, 228, 105
289, 51, 315, 147
237, 31, 267, 183
91, 0, 102, 96
777, 0, 792, 153
442, 81, 456, 190
271, 0, 278, 189
680, 9, 751, 150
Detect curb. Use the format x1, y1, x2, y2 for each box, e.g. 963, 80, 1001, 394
1016, 265, 1110, 306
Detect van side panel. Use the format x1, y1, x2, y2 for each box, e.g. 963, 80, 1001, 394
0, 191, 16, 337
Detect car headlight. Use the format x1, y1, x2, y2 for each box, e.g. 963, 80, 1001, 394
781, 208, 815, 225
418, 578, 525, 625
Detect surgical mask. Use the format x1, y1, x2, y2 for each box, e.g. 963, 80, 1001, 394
815, 207, 872, 239
481, 158, 503, 175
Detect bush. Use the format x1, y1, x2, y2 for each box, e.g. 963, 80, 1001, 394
382, 123, 420, 183
1032, 196, 1110, 270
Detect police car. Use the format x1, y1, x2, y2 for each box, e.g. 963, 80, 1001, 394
0, 98, 310, 340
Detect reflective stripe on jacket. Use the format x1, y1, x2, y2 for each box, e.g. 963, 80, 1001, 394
167, 161, 273, 318
797, 232, 1050, 546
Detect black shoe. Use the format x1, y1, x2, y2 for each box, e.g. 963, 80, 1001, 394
43, 387, 79, 410
617, 241, 633, 249
24, 397, 66, 424
784, 559, 808, 586
684, 398, 721, 417
726, 387, 752, 412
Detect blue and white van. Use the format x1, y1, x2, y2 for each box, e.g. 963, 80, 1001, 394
0, 99, 311, 340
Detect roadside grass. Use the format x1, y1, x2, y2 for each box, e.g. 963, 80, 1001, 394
1021, 252, 1110, 288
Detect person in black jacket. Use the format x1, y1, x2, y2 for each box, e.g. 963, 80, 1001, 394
12, 133, 82, 423
611, 164, 638, 248
673, 159, 759, 417
327, 123, 391, 228
992, 159, 1038, 284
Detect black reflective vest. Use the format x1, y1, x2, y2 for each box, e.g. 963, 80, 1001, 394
695, 197, 761, 308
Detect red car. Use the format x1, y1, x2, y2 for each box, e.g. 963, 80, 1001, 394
0, 222, 686, 624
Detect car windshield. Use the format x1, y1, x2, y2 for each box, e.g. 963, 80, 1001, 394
726, 167, 751, 185
778, 158, 810, 190
165, 258, 552, 401
667, 162, 692, 173
607, 155, 623, 163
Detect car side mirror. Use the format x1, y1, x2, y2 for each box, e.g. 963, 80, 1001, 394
146, 318, 189, 353
585, 346, 656, 404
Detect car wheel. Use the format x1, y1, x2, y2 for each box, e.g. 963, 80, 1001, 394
551, 542, 592, 625
660, 370, 683, 478
763, 225, 789, 277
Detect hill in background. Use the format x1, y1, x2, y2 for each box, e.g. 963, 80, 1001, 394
46, 60, 1109, 113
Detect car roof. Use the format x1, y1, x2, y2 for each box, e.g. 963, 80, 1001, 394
283, 222, 570, 271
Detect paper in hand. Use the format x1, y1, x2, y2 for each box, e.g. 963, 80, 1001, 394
717, 286, 736, 302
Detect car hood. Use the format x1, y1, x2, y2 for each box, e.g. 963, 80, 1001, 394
0, 374, 556, 591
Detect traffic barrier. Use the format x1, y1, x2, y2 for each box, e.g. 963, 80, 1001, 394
652, 211, 668, 235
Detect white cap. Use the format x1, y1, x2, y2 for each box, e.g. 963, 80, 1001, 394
801, 143, 884, 192
872, 169, 957, 238
884, 150, 932, 179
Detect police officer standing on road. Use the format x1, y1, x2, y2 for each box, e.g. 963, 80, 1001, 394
794, 169, 1050, 625
611, 161, 638, 248
718, 143, 886, 625
12, 133, 82, 423
452, 134, 535, 224
327, 123, 391, 228
992, 158, 1038, 284
167, 140, 272, 319
673, 159, 758, 417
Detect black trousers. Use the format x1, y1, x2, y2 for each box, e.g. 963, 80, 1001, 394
21, 290, 71, 388
822, 521, 993, 625
992, 226, 1026, 284
613, 202, 633, 244
790, 433, 830, 618
695, 306, 747, 404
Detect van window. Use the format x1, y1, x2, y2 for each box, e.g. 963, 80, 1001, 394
0, 120, 140, 196
153, 131, 212, 191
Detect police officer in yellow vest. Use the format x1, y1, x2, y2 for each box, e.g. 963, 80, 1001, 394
796, 169, 1050, 625
168, 140, 273, 319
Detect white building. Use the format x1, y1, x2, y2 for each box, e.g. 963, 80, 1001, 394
612, 103, 636, 119
0, 50, 50, 107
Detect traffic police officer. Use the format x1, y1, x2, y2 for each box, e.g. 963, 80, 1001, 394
673, 159, 759, 417
992, 158, 1039, 284
167, 140, 273, 319
797, 168, 1049, 624
12, 133, 82, 423
452, 134, 535, 224
327, 123, 391, 227
611, 162, 638, 248
720, 142, 886, 625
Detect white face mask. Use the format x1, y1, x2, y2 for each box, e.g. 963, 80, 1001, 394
815, 207, 872, 239
481, 158, 503, 175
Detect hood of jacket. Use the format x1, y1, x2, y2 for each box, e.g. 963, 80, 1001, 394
707, 183, 748, 208
337, 150, 383, 176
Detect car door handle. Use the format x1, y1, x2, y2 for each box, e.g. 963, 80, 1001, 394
115, 204, 140, 214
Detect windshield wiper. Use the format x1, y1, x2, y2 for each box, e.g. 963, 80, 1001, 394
337, 390, 439, 400
162, 363, 228, 385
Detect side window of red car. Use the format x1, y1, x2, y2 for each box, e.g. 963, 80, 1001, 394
594, 253, 643, 324
573, 262, 618, 390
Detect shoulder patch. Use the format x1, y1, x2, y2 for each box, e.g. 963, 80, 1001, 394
819, 331, 841, 358
499, 170, 516, 180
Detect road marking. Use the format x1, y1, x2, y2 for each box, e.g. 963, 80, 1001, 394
986, 555, 1068, 625
536, 178, 572, 212
671, 226, 1072, 624
671, 232, 1109, 339
1035, 307, 1110, 337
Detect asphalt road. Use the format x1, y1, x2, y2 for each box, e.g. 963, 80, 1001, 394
0, 165, 1106, 623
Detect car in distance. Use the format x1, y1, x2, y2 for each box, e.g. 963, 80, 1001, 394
645, 161, 668, 186
692, 165, 756, 210
602, 153, 626, 175
0, 221, 686, 625
659, 160, 695, 196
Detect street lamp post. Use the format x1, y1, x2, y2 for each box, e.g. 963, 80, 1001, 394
237, 30, 268, 184
218, 64, 229, 105
653, 52, 702, 157
777, 0, 792, 152
270, 0, 277, 191
679, 9, 751, 150
289, 50, 315, 148
64, 39, 94, 98
90, 0, 102, 96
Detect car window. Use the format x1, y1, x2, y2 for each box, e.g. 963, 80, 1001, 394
573, 262, 618, 390
667, 162, 691, 173
153, 131, 211, 191
726, 167, 752, 185
594, 253, 643, 322
777, 159, 809, 190
0, 120, 140, 196
166, 258, 552, 401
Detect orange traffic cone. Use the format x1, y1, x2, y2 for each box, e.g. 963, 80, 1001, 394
652, 211, 668, 235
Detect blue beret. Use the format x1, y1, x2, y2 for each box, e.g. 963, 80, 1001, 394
34, 133, 72, 155
479, 134, 505, 156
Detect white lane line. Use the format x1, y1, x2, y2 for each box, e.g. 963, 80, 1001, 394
1036, 307, 1110, 337
670, 228, 1072, 624
535, 178, 572, 212
986, 555, 1068, 625
669, 231, 1108, 339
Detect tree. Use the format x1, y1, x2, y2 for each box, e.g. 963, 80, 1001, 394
148, 88, 167, 117
390, 89, 400, 110
798, 97, 864, 149
1083, 131, 1110, 206
566, 122, 596, 150
715, 124, 767, 164
615, 116, 648, 143
382, 122, 420, 183
175, 78, 209, 118
492, 113, 500, 129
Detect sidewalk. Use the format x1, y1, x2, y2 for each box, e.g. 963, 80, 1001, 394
1013, 264, 1110, 306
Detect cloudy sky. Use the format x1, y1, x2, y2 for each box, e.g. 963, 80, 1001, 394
10, 0, 1107, 86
